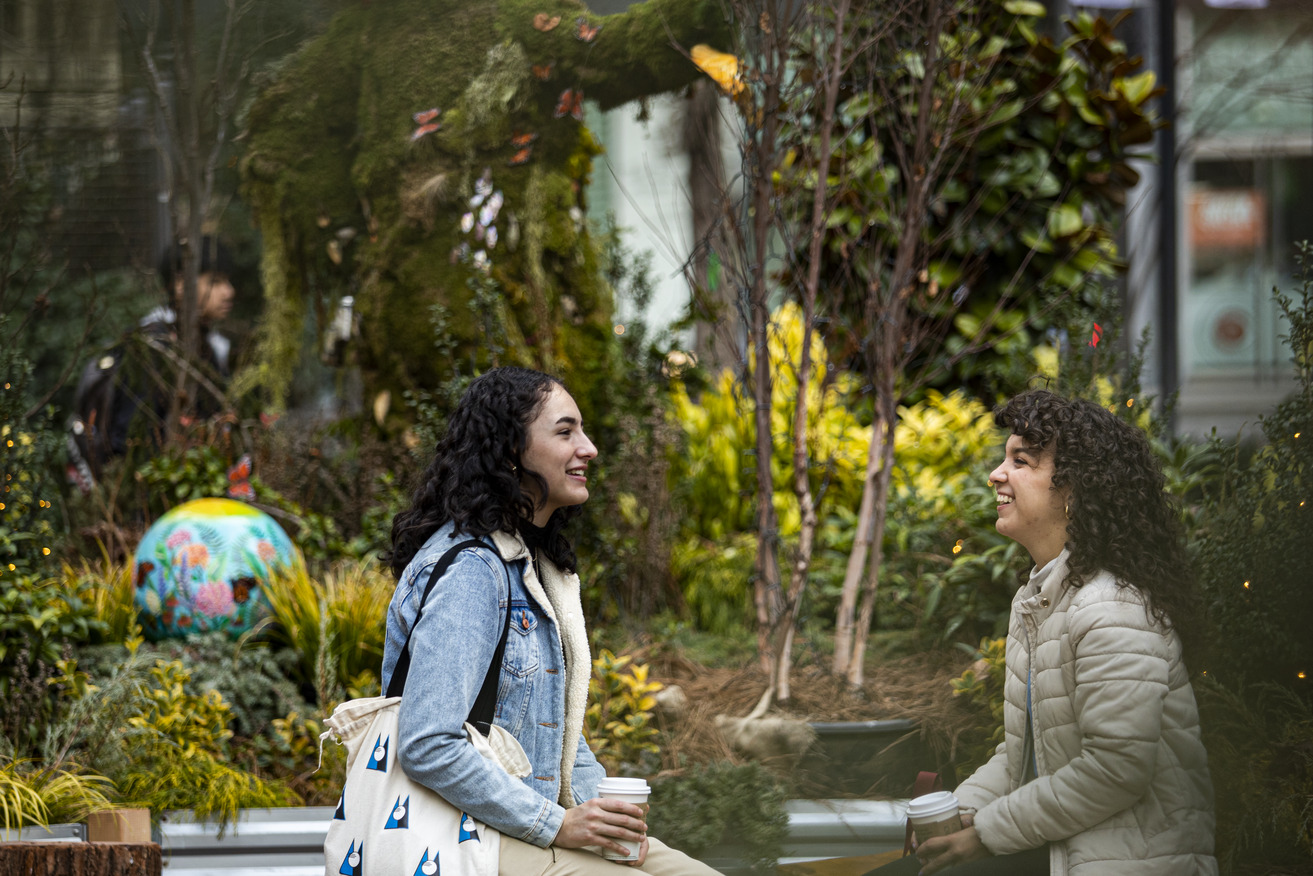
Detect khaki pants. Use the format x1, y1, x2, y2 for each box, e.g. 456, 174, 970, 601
499, 835, 722, 876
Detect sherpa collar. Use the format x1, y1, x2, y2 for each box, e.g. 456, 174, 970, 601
488, 529, 592, 808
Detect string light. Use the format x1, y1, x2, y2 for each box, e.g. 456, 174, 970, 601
952, 539, 963, 555
1243, 580, 1251, 590
41, 547, 50, 556
1126, 398, 1134, 407
614, 324, 626, 335
6, 564, 13, 571
1298, 672, 1306, 680
1296, 432, 1302, 439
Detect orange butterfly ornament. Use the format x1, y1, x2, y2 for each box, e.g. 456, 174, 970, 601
226, 454, 255, 502
508, 131, 539, 166
574, 17, 601, 42
554, 88, 584, 121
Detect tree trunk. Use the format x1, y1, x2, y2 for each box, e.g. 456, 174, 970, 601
775, 0, 850, 704
832, 435, 883, 676
0, 842, 161, 876
846, 382, 896, 687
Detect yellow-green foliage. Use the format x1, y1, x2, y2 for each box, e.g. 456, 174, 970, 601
669, 301, 870, 542
63, 557, 139, 644
891, 389, 996, 522
261, 559, 392, 708
112, 660, 296, 833
668, 302, 1002, 633
0, 758, 115, 834
586, 649, 662, 774
128, 661, 234, 757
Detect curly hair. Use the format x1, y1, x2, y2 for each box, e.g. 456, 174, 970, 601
385, 367, 580, 578
994, 389, 1202, 661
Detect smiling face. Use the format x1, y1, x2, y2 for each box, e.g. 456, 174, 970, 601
989, 433, 1071, 568
520, 384, 597, 526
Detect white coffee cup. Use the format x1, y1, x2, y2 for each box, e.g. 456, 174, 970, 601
596, 777, 651, 861
906, 790, 963, 842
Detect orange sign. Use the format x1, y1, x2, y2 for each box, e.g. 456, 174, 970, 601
1187, 189, 1266, 250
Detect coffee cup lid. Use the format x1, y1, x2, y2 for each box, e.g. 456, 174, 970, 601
597, 777, 651, 794
906, 790, 959, 821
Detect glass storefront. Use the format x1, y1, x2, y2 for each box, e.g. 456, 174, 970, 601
1181, 4, 1313, 389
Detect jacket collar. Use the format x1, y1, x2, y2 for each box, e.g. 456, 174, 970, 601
1016, 547, 1072, 619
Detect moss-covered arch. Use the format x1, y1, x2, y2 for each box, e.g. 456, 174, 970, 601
239, 0, 728, 420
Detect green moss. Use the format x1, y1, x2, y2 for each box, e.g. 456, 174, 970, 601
240, 0, 728, 417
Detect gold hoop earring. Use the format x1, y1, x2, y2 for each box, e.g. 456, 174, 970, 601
1064, 502, 1071, 520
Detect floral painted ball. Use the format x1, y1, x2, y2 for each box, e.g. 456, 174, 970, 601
133, 498, 300, 640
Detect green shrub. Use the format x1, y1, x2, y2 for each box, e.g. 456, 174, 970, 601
647, 761, 788, 873
0, 573, 107, 757
1194, 246, 1312, 689
948, 636, 1007, 777
1191, 245, 1313, 874
49, 650, 296, 833
1197, 679, 1313, 872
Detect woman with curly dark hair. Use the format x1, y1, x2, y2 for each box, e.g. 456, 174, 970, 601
379, 366, 718, 876
872, 389, 1216, 876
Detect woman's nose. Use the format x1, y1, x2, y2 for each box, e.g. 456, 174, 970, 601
578, 433, 598, 459
988, 464, 1004, 485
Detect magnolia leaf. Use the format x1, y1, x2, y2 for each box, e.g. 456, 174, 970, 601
1003, 0, 1046, 16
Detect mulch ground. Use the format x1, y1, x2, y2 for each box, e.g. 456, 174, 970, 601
635, 646, 986, 791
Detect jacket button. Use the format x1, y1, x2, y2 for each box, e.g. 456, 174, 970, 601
521, 614, 531, 629
1040, 597, 1050, 607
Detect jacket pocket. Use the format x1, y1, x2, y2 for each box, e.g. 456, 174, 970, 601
501, 600, 541, 678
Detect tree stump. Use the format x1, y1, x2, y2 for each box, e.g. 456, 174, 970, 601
0, 842, 161, 876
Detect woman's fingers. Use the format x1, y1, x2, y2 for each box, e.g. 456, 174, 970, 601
554, 798, 647, 854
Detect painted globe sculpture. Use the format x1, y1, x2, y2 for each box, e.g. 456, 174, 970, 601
134, 498, 299, 640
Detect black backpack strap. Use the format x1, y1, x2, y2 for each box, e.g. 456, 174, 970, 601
386, 538, 514, 736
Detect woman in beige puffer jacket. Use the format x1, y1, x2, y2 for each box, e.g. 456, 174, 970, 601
872, 390, 1216, 876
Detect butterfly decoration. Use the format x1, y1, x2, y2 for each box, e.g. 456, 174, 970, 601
508, 131, 538, 166
410, 107, 442, 142
574, 17, 601, 42
1089, 322, 1103, 348
533, 13, 561, 31
226, 454, 255, 502
554, 88, 584, 121
531, 61, 555, 81
691, 44, 745, 98
135, 561, 155, 588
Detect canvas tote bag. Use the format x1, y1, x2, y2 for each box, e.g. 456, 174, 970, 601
323, 539, 524, 876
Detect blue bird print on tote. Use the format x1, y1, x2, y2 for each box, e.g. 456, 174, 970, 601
386, 795, 410, 830
458, 812, 479, 843
366, 734, 390, 772
413, 849, 440, 876
339, 839, 363, 875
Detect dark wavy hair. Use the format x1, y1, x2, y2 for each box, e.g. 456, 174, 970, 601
385, 367, 580, 579
995, 389, 1202, 661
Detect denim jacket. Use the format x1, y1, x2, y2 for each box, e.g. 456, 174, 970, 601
381, 523, 606, 847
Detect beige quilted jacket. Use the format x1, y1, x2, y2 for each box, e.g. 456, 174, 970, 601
953, 550, 1217, 875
